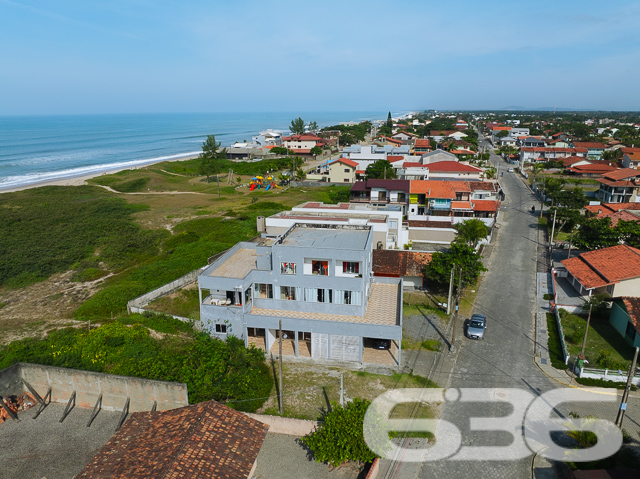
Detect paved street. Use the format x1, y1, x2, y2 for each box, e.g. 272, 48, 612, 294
412, 134, 557, 478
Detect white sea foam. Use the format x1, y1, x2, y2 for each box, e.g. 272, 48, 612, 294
0, 151, 200, 190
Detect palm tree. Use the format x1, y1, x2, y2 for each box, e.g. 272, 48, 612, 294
453, 219, 489, 248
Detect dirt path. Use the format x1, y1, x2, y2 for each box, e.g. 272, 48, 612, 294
0, 270, 112, 345
93, 184, 206, 195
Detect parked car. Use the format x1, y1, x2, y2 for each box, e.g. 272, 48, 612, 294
466, 314, 487, 340
508, 168, 514, 172
374, 339, 391, 350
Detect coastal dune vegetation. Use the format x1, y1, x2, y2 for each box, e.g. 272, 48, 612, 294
0, 158, 350, 322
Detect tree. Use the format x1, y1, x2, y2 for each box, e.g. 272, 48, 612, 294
386, 111, 393, 128
270, 146, 294, 156
615, 220, 640, 248
301, 399, 377, 467
199, 134, 224, 182
496, 130, 509, 138
310, 146, 322, 160
485, 167, 497, 179
340, 132, 358, 146
573, 217, 621, 250
290, 117, 305, 135
365, 160, 396, 179
424, 243, 487, 289
454, 219, 489, 248
308, 121, 319, 133
295, 168, 306, 180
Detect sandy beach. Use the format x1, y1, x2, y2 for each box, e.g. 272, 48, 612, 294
0, 154, 200, 194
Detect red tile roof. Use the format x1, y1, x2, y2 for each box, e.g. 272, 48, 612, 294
415, 139, 431, 148
561, 245, 640, 289
329, 158, 358, 168
602, 168, 640, 181
472, 200, 500, 212
282, 134, 322, 141
451, 201, 473, 210
410, 180, 471, 197
450, 149, 477, 155
373, 250, 432, 277
573, 142, 605, 150
77, 400, 268, 479
567, 163, 617, 175
585, 203, 640, 215
387, 155, 405, 163
562, 156, 590, 166
402, 162, 425, 168
621, 297, 640, 336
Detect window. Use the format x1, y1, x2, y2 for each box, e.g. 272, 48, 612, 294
304, 288, 332, 303
342, 262, 360, 274
215, 324, 227, 334
335, 290, 362, 305
254, 283, 273, 299
344, 168, 350, 173
312, 260, 328, 275
280, 286, 297, 300
389, 220, 397, 230
281, 262, 296, 275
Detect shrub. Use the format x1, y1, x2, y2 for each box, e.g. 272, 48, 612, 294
301, 399, 377, 467
543, 293, 553, 300
574, 377, 637, 391
111, 177, 150, 193
546, 313, 569, 369
0, 322, 272, 411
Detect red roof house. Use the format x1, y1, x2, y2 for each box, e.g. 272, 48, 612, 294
77, 400, 269, 479
561, 245, 640, 297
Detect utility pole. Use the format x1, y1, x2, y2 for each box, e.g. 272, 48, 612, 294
549, 207, 557, 262
579, 302, 593, 359
449, 266, 463, 353
340, 372, 344, 407
539, 179, 545, 219
447, 265, 455, 315
278, 319, 284, 415
217, 174, 220, 198
615, 347, 639, 428
567, 227, 575, 259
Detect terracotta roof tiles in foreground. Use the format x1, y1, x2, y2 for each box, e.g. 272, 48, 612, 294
77, 401, 268, 479
561, 244, 640, 290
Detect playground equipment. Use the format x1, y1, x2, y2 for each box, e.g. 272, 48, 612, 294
248, 175, 282, 191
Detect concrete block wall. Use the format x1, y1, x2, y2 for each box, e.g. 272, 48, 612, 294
0, 363, 189, 412
127, 268, 205, 313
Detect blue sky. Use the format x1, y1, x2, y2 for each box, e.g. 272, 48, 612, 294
1, 0, 639, 114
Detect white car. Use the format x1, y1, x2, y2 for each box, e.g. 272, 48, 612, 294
508, 168, 514, 172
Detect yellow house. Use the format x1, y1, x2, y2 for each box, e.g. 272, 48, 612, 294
327, 158, 358, 183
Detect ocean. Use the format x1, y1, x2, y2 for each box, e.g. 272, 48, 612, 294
0, 111, 394, 191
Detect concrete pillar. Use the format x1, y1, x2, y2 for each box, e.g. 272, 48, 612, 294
327, 334, 332, 360
198, 288, 202, 305
294, 331, 299, 357
359, 337, 364, 363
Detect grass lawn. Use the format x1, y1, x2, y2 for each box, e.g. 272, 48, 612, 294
256, 363, 438, 422
146, 284, 201, 320
403, 291, 449, 321
559, 310, 635, 368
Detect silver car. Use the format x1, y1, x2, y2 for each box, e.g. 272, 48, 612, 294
467, 314, 487, 340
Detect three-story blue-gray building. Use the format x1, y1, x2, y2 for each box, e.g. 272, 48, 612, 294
197, 223, 402, 365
